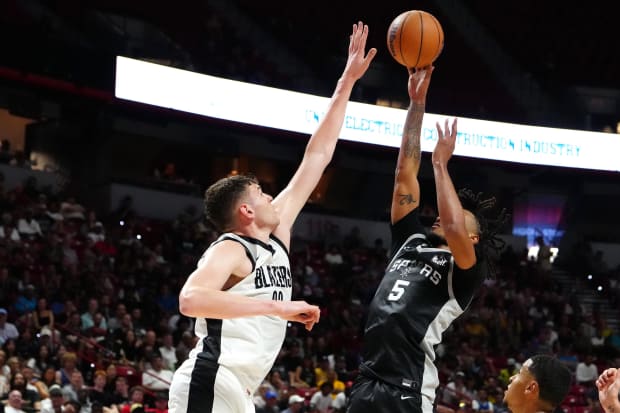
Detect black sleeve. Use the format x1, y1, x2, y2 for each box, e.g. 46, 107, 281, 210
390, 208, 426, 256
452, 252, 486, 309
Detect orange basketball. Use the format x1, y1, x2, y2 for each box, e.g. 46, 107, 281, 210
387, 10, 444, 69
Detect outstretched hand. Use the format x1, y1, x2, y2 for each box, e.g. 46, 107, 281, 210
276, 300, 321, 331
597, 368, 620, 412
433, 118, 458, 166
408, 66, 434, 105
342, 21, 377, 81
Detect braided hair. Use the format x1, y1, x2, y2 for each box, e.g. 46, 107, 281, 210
457, 188, 510, 278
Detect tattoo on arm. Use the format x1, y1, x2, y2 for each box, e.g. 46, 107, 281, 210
607, 405, 615, 413
403, 104, 424, 162
398, 194, 416, 205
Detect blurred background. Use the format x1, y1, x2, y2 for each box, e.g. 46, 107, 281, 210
0, 1, 619, 413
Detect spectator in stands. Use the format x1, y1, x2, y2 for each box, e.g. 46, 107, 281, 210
60, 197, 86, 221
86, 222, 106, 243
107, 304, 127, 334
173, 331, 193, 366
256, 390, 280, 413
575, 354, 599, 386
0, 362, 10, 397
296, 356, 316, 389
331, 384, 349, 413
145, 393, 169, 413
141, 354, 173, 393
21, 366, 42, 398
14, 285, 37, 316
535, 236, 552, 276
17, 208, 42, 239
120, 386, 145, 413
309, 382, 333, 413
0, 214, 21, 242
472, 389, 494, 413
81, 298, 107, 333
443, 371, 473, 408
36, 367, 59, 398
58, 352, 79, 386
62, 400, 82, 413
282, 394, 305, 413
157, 333, 177, 372
109, 376, 130, 406
0, 308, 19, 346
5, 389, 27, 413
498, 359, 519, 387
155, 285, 177, 317
314, 356, 330, 387
32, 298, 55, 334
5, 355, 19, 376
62, 370, 85, 403
89, 370, 110, 406
40, 385, 65, 413
44, 201, 65, 226
10, 372, 40, 411
317, 368, 344, 400
324, 245, 344, 266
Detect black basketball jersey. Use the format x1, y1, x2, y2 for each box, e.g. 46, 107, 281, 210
360, 208, 483, 402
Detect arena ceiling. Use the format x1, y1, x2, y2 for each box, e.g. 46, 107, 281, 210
1, 0, 619, 130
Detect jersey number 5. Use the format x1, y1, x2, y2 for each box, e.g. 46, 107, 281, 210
387, 280, 410, 301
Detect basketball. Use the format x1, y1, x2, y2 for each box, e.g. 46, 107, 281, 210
387, 10, 444, 69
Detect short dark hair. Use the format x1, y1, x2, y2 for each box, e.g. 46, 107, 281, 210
528, 355, 571, 408
203, 174, 258, 232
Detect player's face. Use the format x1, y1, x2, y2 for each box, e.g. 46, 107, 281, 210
247, 184, 279, 228
430, 209, 479, 244
503, 358, 534, 411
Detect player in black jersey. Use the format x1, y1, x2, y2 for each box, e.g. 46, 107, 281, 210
347, 65, 506, 413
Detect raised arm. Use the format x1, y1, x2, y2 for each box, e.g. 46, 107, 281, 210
432, 118, 477, 269
272, 22, 376, 247
391, 66, 434, 224
178, 241, 320, 330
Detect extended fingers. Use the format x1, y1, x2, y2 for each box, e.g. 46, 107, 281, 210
351, 21, 369, 51
351, 21, 361, 51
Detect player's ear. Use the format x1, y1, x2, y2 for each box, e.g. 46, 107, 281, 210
238, 203, 254, 222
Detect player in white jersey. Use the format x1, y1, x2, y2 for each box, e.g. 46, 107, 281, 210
168, 22, 376, 413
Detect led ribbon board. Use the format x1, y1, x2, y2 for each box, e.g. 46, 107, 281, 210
115, 56, 620, 172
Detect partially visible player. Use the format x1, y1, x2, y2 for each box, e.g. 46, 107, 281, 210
169, 22, 376, 413
347, 65, 507, 413
596, 367, 620, 413
503, 355, 571, 413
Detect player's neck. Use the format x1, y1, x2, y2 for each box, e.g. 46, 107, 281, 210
234, 224, 271, 244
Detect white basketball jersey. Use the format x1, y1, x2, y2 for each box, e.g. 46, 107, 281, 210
189, 233, 292, 394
